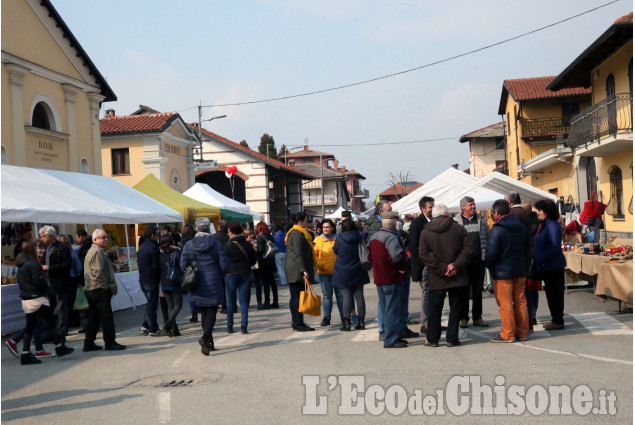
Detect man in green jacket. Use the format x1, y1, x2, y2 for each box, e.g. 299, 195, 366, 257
83, 229, 126, 352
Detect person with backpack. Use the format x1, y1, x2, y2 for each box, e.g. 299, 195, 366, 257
254, 222, 279, 309
159, 233, 183, 337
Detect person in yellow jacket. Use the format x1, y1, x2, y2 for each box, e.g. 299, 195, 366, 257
314, 219, 344, 327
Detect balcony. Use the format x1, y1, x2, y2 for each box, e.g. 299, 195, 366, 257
303, 194, 338, 206
565, 93, 633, 157
352, 188, 369, 198
520, 116, 574, 141
517, 146, 572, 175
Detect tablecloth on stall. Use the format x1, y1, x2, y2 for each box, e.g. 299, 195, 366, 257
563, 252, 607, 275
595, 261, 633, 303
111, 271, 147, 311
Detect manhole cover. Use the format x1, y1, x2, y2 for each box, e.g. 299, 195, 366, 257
125, 373, 220, 389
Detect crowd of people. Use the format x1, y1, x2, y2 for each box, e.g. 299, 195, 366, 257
9, 190, 567, 360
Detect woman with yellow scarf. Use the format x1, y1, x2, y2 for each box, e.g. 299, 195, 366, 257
284, 212, 316, 332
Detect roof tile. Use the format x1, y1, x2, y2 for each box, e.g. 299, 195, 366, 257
100, 112, 177, 134
504, 76, 591, 102
615, 12, 633, 24
379, 181, 424, 197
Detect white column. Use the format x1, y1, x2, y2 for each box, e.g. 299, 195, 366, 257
6, 64, 30, 166
62, 84, 81, 172
87, 93, 105, 175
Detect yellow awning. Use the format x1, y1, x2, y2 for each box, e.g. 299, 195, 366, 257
133, 174, 221, 224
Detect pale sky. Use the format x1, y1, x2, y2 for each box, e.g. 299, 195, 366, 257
55, 0, 630, 204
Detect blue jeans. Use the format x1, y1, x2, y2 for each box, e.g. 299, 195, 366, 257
376, 283, 402, 346
318, 274, 343, 320
399, 279, 411, 332
226, 273, 251, 327
275, 253, 287, 285
13, 316, 45, 351
525, 287, 539, 320
141, 285, 159, 333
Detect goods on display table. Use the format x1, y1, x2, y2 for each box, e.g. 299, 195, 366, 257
563, 238, 633, 307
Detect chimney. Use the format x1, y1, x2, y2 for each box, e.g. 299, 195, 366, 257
333, 159, 339, 172
303, 145, 309, 151
105, 109, 115, 118
451, 163, 459, 169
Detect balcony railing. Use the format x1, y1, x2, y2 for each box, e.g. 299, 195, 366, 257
304, 194, 338, 205
520, 116, 575, 140
565, 93, 633, 150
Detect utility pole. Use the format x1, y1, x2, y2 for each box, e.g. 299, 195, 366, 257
320, 150, 324, 218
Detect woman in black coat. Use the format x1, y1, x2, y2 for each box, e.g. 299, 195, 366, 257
254, 222, 279, 309
159, 233, 183, 337
224, 223, 257, 334
332, 219, 370, 331
16, 241, 74, 364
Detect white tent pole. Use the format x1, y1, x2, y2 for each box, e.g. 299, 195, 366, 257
34, 222, 39, 235
124, 225, 131, 267
84, 224, 87, 231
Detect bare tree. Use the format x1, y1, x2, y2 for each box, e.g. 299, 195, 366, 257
385, 171, 414, 199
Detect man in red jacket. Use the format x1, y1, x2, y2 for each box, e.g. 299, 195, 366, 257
368, 211, 408, 349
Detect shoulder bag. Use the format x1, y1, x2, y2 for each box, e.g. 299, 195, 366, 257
182, 250, 198, 292
298, 277, 321, 316
260, 235, 278, 260
233, 241, 255, 280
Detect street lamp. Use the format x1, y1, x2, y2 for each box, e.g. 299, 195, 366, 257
196, 105, 227, 161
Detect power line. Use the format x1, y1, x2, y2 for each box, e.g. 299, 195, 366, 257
286, 136, 460, 148
181, 0, 620, 111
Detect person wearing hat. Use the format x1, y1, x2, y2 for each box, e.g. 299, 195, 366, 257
367, 210, 409, 348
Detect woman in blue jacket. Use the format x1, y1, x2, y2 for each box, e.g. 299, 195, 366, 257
332, 219, 370, 331
533, 199, 566, 331
180, 218, 230, 355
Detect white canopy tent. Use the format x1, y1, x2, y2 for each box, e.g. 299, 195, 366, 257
183, 183, 262, 221
325, 206, 347, 219
1, 165, 184, 224
391, 168, 480, 216
446, 172, 559, 213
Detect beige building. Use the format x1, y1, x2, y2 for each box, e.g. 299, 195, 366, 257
547, 12, 633, 238
1, 0, 116, 173
459, 122, 507, 178
100, 107, 198, 192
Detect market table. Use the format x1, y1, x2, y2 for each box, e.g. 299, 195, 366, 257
564, 251, 633, 307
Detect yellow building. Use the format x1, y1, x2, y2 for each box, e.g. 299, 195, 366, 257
498, 77, 592, 201
1, 0, 116, 173
547, 12, 633, 239
100, 107, 198, 192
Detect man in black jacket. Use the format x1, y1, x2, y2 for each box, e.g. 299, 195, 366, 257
408, 196, 434, 334
485, 200, 530, 343
137, 227, 162, 336
39, 226, 72, 342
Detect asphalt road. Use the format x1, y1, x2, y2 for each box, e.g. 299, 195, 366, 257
1, 281, 632, 424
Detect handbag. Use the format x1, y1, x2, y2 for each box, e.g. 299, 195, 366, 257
526, 259, 542, 291
167, 250, 183, 284
182, 250, 198, 292
358, 242, 372, 272
73, 286, 89, 310
260, 235, 278, 260
298, 277, 321, 316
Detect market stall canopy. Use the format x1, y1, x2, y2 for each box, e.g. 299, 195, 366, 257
446, 172, 559, 213
1, 165, 184, 224
183, 183, 256, 223
392, 168, 480, 215
325, 206, 347, 219
133, 174, 221, 224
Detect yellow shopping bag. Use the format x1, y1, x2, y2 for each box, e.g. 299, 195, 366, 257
298, 278, 321, 316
